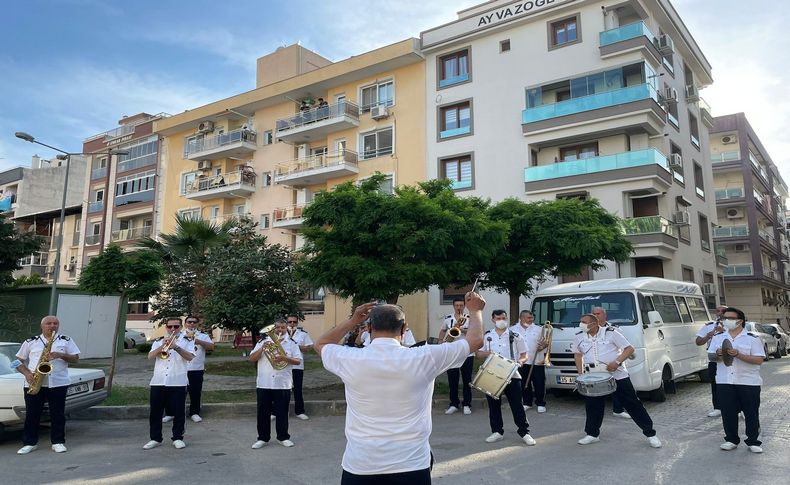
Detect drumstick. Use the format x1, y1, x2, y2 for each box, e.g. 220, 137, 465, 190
471, 276, 480, 293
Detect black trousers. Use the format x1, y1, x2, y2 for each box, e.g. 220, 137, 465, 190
447, 356, 474, 408
584, 377, 655, 438
149, 386, 187, 442
187, 370, 204, 416
718, 384, 761, 446
22, 386, 67, 446
486, 379, 529, 437
292, 368, 305, 415
612, 394, 624, 414
707, 362, 720, 410
518, 364, 546, 407
257, 388, 290, 442
341, 468, 431, 485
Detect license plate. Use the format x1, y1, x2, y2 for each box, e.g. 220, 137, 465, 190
67, 383, 89, 396
557, 376, 576, 384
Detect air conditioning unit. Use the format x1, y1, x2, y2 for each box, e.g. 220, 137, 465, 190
668, 153, 683, 168
673, 210, 690, 225
726, 208, 745, 219
197, 161, 212, 171
721, 135, 738, 145
734, 243, 749, 252
702, 283, 716, 295
685, 85, 699, 102
197, 120, 215, 133
370, 105, 389, 120
662, 87, 678, 104
63, 263, 75, 271
656, 34, 674, 54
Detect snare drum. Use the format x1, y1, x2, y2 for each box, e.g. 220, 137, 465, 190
575, 372, 617, 397
470, 353, 520, 399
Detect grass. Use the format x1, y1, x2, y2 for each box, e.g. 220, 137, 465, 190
103, 386, 258, 406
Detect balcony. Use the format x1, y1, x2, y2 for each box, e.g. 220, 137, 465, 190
210, 212, 252, 226
185, 170, 256, 201
599, 21, 661, 65
711, 150, 740, 164
85, 234, 102, 245
715, 244, 728, 266
275, 101, 360, 144
724, 264, 753, 277
698, 98, 714, 127
759, 229, 774, 246
451, 179, 473, 190
620, 215, 678, 259
714, 225, 748, 238
15, 252, 49, 278
274, 150, 359, 188
714, 187, 744, 201
91, 166, 107, 180
88, 201, 104, 213
116, 189, 155, 207
183, 129, 257, 161
439, 72, 469, 88
111, 226, 153, 242
524, 148, 671, 194
0, 193, 15, 213
272, 204, 307, 230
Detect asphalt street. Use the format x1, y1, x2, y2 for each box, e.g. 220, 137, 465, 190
1, 359, 788, 485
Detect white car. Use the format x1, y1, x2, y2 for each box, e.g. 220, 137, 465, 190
124, 329, 147, 349
0, 342, 108, 433
743, 322, 778, 360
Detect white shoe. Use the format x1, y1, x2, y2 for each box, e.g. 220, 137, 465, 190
173, 440, 186, 449
748, 445, 763, 453
251, 440, 267, 449
296, 414, 309, 420
278, 439, 295, 447
720, 441, 738, 451
270, 414, 276, 421
485, 432, 504, 443
522, 434, 536, 446
143, 440, 161, 450
707, 409, 722, 417
647, 436, 662, 448
739, 412, 745, 419
445, 406, 458, 415
162, 415, 174, 423
51, 443, 67, 453
190, 414, 202, 423
17, 445, 37, 455
578, 435, 600, 445
463, 406, 472, 415
537, 406, 547, 413
523, 405, 532, 411
613, 411, 631, 419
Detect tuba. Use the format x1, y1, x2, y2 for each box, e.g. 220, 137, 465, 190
260, 324, 289, 371
540, 321, 554, 367
159, 331, 179, 359
28, 333, 57, 395
444, 314, 467, 342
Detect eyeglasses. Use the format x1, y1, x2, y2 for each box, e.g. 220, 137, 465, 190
287, 321, 298, 324
186, 320, 198, 324
166, 325, 181, 329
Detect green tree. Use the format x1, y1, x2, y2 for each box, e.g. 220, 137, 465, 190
485, 198, 633, 318
79, 245, 162, 394
300, 174, 507, 304
0, 214, 43, 287
200, 221, 304, 334
11, 274, 45, 287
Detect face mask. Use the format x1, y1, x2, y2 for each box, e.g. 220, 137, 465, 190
495, 320, 508, 330
722, 319, 739, 330
579, 322, 590, 333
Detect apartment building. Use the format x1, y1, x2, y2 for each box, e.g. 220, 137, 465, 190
154, 41, 428, 339
79, 112, 168, 330
711, 113, 790, 325
421, 0, 723, 332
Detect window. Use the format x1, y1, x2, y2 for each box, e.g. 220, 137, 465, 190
440, 283, 474, 305
87, 222, 101, 245
128, 301, 150, 314
117, 136, 157, 173
666, 84, 679, 129
179, 208, 201, 220
689, 112, 700, 149
500, 39, 511, 52
262, 130, 273, 145
210, 206, 221, 220
439, 101, 472, 139
360, 127, 393, 160
682, 266, 695, 283
181, 172, 198, 195
115, 170, 155, 206
259, 214, 270, 229
261, 171, 272, 187
360, 80, 394, 112
651, 295, 681, 324
699, 213, 711, 251
549, 15, 580, 48
670, 143, 684, 184
438, 49, 470, 88
693, 162, 705, 198
441, 154, 473, 190
93, 189, 104, 202
358, 174, 394, 194
675, 296, 693, 324
560, 142, 598, 162
687, 296, 710, 321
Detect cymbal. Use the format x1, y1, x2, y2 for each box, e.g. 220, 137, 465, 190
721, 339, 734, 367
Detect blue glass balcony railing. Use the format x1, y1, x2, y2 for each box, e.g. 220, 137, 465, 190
599, 21, 656, 47
714, 225, 748, 238
439, 72, 470, 88
440, 125, 471, 139
451, 179, 472, 190
524, 148, 668, 183
88, 201, 104, 213
522, 83, 659, 124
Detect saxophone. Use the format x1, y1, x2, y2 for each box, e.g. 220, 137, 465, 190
444, 314, 467, 342
28, 333, 57, 396
260, 324, 289, 371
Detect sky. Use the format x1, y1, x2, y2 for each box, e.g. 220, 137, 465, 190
1, 0, 789, 181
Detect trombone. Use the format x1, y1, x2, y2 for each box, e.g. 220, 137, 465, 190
524, 321, 553, 385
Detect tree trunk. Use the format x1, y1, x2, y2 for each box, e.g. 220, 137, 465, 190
509, 291, 521, 324
386, 294, 399, 305
106, 290, 127, 396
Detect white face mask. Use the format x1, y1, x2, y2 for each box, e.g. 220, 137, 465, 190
722, 319, 739, 330
579, 322, 591, 333
494, 320, 508, 330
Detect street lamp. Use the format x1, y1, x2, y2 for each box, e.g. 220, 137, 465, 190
14, 132, 127, 315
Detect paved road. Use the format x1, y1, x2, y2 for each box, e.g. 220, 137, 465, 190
1, 359, 788, 484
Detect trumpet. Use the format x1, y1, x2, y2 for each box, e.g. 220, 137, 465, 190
443, 314, 467, 343
158, 331, 179, 359
540, 320, 553, 367
184, 328, 197, 340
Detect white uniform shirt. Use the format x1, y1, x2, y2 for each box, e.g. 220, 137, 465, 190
253, 335, 302, 389
442, 314, 473, 357
362, 330, 416, 347
16, 334, 80, 388
696, 321, 722, 350
572, 328, 630, 380
360, 331, 371, 347
288, 328, 313, 370
709, 330, 764, 386
321, 338, 471, 475
510, 323, 546, 365
149, 334, 196, 387
186, 331, 212, 371
482, 328, 526, 378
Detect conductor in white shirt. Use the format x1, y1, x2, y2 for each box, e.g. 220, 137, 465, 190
316, 292, 485, 485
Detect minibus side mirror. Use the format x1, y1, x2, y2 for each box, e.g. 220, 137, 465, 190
647, 310, 663, 327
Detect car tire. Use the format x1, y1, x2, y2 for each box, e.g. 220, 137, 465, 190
649, 380, 667, 402
764, 345, 769, 361
774, 346, 782, 359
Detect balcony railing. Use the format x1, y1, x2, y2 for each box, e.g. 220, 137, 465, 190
599, 21, 656, 47
522, 83, 659, 124
715, 244, 727, 257
524, 148, 668, 183
439, 72, 470, 88
185, 170, 256, 197
85, 234, 102, 245
714, 225, 748, 238
620, 215, 678, 238
275, 101, 360, 133
714, 187, 744, 200
274, 150, 359, 181
111, 226, 153, 242
183, 129, 257, 158
759, 229, 774, 245
210, 212, 252, 225
88, 201, 104, 213
91, 166, 107, 180
724, 264, 753, 276
711, 151, 740, 163
273, 204, 307, 223
116, 189, 155, 207
19, 251, 49, 266
451, 179, 473, 190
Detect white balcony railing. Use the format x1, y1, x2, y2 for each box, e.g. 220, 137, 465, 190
111, 226, 153, 242
183, 129, 257, 158
185, 169, 256, 196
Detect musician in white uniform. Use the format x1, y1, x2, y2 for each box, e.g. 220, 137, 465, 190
144, 317, 196, 450
14, 315, 80, 455
477, 310, 535, 446
573, 313, 661, 448
511, 310, 548, 413
438, 298, 474, 415
286, 315, 313, 420
695, 306, 726, 417
185, 316, 214, 423
708, 307, 765, 453
591, 307, 628, 419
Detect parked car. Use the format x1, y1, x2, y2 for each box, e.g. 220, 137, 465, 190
760, 323, 787, 357
0, 342, 107, 434
743, 322, 778, 360
124, 329, 147, 349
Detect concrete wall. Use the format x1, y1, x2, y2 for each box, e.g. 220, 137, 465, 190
15, 156, 86, 218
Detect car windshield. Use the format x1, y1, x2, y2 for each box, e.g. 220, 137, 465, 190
532, 292, 637, 328
0, 345, 19, 375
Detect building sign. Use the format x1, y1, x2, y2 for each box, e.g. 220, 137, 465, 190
421, 0, 575, 49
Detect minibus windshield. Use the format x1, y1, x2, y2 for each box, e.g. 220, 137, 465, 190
532, 292, 637, 328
